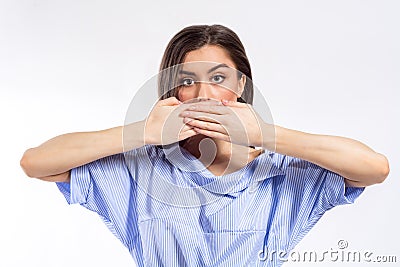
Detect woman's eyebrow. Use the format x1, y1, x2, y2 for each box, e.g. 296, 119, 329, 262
207, 63, 229, 73
178, 63, 229, 76
178, 70, 196, 76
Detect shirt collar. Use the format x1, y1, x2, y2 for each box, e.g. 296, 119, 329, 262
159, 143, 285, 197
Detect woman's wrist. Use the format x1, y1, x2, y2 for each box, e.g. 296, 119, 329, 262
271, 126, 311, 157
121, 120, 146, 152
259, 122, 278, 152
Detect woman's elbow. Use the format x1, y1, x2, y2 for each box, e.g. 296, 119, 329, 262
20, 149, 38, 178
373, 153, 390, 184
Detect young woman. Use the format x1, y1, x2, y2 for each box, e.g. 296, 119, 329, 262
20, 25, 389, 266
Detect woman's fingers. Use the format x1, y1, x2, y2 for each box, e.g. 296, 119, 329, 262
182, 102, 227, 115
192, 127, 230, 142
182, 116, 233, 143
149, 98, 261, 146
221, 99, 247, 108
180, 128, 197, 140
180, 110, 221, 123
159, 96, 182, 106
179, 99, 265, 147
180, 99, 247, 116
183, 117, 226, 134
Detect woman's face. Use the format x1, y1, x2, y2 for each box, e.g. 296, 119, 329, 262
177, 45, 246, 102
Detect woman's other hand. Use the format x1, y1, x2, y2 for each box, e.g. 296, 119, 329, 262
179, 99, 274, 149
144, 97, 198, 145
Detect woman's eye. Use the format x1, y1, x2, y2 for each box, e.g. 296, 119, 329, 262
182, 78, 194, 86
211, 75, 225, 83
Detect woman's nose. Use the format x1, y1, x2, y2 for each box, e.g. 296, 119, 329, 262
197, 82, 213, 98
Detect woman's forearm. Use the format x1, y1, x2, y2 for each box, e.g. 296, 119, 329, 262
20, 121, 145, 178
267, 125, 390, 186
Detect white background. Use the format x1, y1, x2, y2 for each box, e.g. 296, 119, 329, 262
1, 0, 399, 266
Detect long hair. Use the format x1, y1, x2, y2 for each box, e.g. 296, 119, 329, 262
158, 24, 254, 104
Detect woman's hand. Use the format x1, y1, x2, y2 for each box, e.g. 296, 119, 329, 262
179, 99, 274, 149
144, 97, 198, 145
178, 98, 389, 187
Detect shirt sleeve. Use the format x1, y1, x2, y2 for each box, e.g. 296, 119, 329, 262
321, 167, 365, 208
280, 156, 365, 212
306, 161, 365, 211
55, 153, 139, 250
277, 156, 365, 249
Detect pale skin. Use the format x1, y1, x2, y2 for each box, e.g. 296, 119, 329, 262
20, 45, 390, 187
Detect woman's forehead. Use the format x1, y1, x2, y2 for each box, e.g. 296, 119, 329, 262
183, 45, 236, 68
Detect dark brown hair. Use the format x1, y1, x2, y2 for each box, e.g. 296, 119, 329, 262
158, 24, 254, 104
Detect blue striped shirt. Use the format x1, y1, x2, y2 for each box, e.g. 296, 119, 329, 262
56, 144, 364, 266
